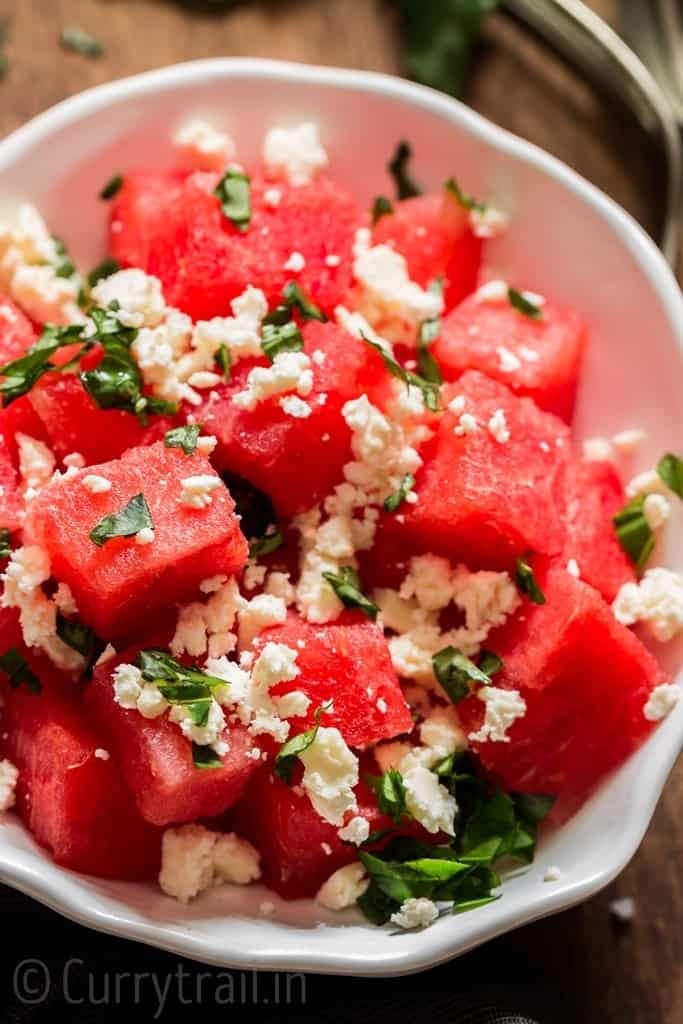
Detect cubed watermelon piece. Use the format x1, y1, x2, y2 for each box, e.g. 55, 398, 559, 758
255, 611, 414, 749
372, 192, 481, 311
86, 644, 261, 827
458, 565, 665, 819
110, 170, 358, 320
0, 645, 162, 879
198, 321, 378, 518
25, 441, 248, 638
28, 373, 173, 465
0, 295, 37, 365
0, 432, 23, 532
0, 396, 50, 467
432, 291, 587, 421
372, 371, 571, 571
561, 460, 635, 602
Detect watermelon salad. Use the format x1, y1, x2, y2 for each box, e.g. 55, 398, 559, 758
0, 118, 680, 933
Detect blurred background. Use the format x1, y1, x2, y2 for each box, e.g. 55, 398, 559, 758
0, 2, 681, 1021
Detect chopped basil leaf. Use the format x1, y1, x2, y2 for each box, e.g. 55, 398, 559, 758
383, 472, 416, 513
0, 528, 12, 560
0, 648, 41, 694
249, 527, 284, 559
60, 24, 104, 58
657, 453, 683, 499
99, 173, 123, 201
417, 279, 444, 384
477, 649, 503, 678
137, 649, 228, 754
261, 320, 304, 363
613, 497, 655, 573
432, 645, 493, 703
508, 287, 542, 320
282, 281, 327, 323
366, 770, 410, 824
164, 424, 201, 456
387, 141, 422, 200
214, 169, 251, 232
361, 332, 440, 412
514, 557, 546, 605
87, 257, 121, 288
56, 613, 102, 662
274, 704, 329, 785
192, 743, 224, 770
214, 343, 232, 380
262, 304, 291, 328
451, 895, 501, 914
444, 176, 486, 213
89, 492, 153, 547
322, 565, 378, 620
461, 788, 554, 867
372, 196, 394, 225
0, 323, 86, 406
53, 238, 77, 280
513, 792, 555, 825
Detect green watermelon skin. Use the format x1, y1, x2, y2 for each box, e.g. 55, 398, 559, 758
25, 441, 248, 638
458, 564, 665, 820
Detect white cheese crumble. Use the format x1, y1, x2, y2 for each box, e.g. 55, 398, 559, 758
299, 726, 359, 826
613, 568, 683, 642
158, 823, 261, 903
325, 253, 341, 268
16, 434, 55, 495
625, 469, 669, 501
94, 748, 110, 761
316, 862, 369, 910
179, 474, 223, 509
81, 474, 112, 494
263, 187, 282, 208
583, 437, 614, 462
174, 119, 235, 171
196, 434, 218, 457
643, 493, 671, 531
91, 268, 166, 329
474, 278, 508, 304
612, 429, 645, 453
280, 395, 312, 418
469, 205, 509, 239
233, 351, 313, 411
390, 897, 439, 930
172, 578, 243, 660
0, 759, 18, 812
566, 558, 581, 579
283, 251, 306, 272
497, 346, 522, 373
337, 815, 370, 845
135, 527, 155, 546
469, 686, 527, 744
238, 593, 287, 649
488, 408, 510, 444
543, 865, 565, 883
63, 452, 85, 469
273, 689, 311, 719
262, 122, 328, 186
643, 683, 680, 722
454, 412, 478, 436
610, 897, 635, 922
403, 765, 456, 835
112, 663, 169, 720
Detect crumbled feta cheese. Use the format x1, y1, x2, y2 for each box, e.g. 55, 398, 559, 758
400, 555, 454, 611
469, 686, 526, 743
488, 408, 510, 444
612, 429, 645, 453
519, 345, 540, 363
337, 815, 370, 845
474, 279, 508, 303
419, 706, 468, 759
403, 765, 456, 835
187, 370, 221, 390
238, 593, 287, 649
274, 689, 311, 719
264, 570, 296, 606
325, 253, 341, 268
158, 823, 261, 903
625, 469, 669, 501
451, 565, 521, 633
613, 568, 683, 642
135, 526, 155, 546
172, 578, 244, 658
583, 437, 614, 462
259, 900, 276, 915
0, 759, 18, 811
469, 205, 509, 239
390, 897, 439, 930
180, 474, 222, 509
643, 493, 671, 531
91, 268, 166, 329
263, 122, 328, 186
643, 683, 680, 722
263, 187, 282, 208
543, 865, 565, 883
280, 395, 312, 418
54, 582, 78, 617
243, 563, 267, 591
316, 862, 369, 910
174, 118, 235, 171
82, 473, 112, 494
94, 748, 110, 761
283, 251, 306, 272
566, 558, 581, 579
16, 433, 55, 494
299, 726, 359, 825
455, 412, 478, 436
497, 346, 522, 373
233, 351, 313, 411
63, 452, 85, 469
196, 434, 218, 457
212, 832, 261, 885
610, 897, 635, 922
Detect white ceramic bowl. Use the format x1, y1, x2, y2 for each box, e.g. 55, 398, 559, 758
0, 58, 682, 977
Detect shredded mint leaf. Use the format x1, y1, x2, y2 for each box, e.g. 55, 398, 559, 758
361, 332, 440, 412
398, 0, 500, 98
452, 894, 500, 914
387, 141, 422, 200
445, 176, 486, 213
383, 472, 416, 513
418, 279, 444, 383
478, 649, 503, 678
657, 453, 683, 499
192, 743, 223, 769
214, 169, 251, 232
0, 323, 86, 405
261, 320, 304, 363
87, 258, 121, 288
514, 557, 547, 605
513, 792, 555, 826
0, 648, 41, 694
249, 527, 284, 560
366, 770, 410, 824
613, 497, 655, 574
0, 528, 12, 560
56, 613, 102, 663
433, 646, 494, 703
137, 648, 228, 751
372, 196, 394, 225
53, 238, 77, 280
322, 565, 378, 621
274, 704, 329, 785
282, 282, 326, 323
508, 287, 542, 320
99, 174, 123, 201
214, 343, 232, 380
164, 424, 201, 456
89, 493, 153, 547
60, 24, 104, 58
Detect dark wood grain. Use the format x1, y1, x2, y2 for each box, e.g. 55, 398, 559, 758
0, 2, 680, 1021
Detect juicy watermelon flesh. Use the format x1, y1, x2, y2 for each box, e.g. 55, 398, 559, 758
0, 433, 23, 532
457, 565, 665, 820
0, 295, 36, 365
432, 292, 587, 421
25, 441, 248, 638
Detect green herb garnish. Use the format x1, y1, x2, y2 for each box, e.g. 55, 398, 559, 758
0, 528, 12, 560
514, 557, 546, 605
387, 141, 422, 200
192, 743, 223, 769
508, 287, 542, 320
445, 176, 486, 213
249, 527, 284, 559
56, 613, 102, 665
366, 770, 410, 824
214, 169, 251, 232
274, 704, 329, 784
657, 453, 683, 499
214, 343, 232, 380
372, 196, 394, 225
322, 565, 379, 621
282, 282, 326, 323
432, 646, 499, 703
0, 323, 85, 406
613, 496, 655, 573
261, 320, 304, 363
99, 174, 123, 201
60, 24, 104, 58
87, 258, 121, 288
89, 493, 153, 547
0, 648, 41, 694
361, 332, 440, 412
383, 472, 416, 513
417, 279, 444, 383
164, 424, 201, 456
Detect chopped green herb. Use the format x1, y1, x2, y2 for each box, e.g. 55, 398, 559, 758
477, 649, 503, 679
282, 281, 327, 323
99, 174, 123, 201
89, 493, 153, 547
87, 258, 121, 288
214, 169, 251, 232
417, 279, 444, 383
366, 770, 410, 824
0, 323, 86, 406
192, 743, 224, 769
508, 287, 542, 320
53, 238, 77, 280
137, 648, 226, 689
322, 565, 378, 621
249, 527, 284, 559
657, 453, 683, 499
361, 332, 440, 412
432, 646, 494, 703
274, 704, 329, 784
214, 343, 232, 380
56, 613, 102, 664
514, 557, 546, 605
0, 648, 41, 694
262, 304, 291, 328
372, 196, 394, 225
261, 320, 304, 363
60, 24, 104, 58
0, 528, 12, 560
613, 496, 655, 573
444, 176, 486, 213
387, 141, 422, 200
164, 424, 201, 456
383, 472, 416, 513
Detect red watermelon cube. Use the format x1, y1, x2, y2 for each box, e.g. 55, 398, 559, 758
254, 611, 414, 750
0, 432, 23, 532
24, 441, 248, 638
0, 295, 37, 365
432, 289, 587, 421
458, 564, 665, 820
0, 395, 50, 468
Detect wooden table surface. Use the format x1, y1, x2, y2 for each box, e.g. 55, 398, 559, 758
0, 2, 680, 1022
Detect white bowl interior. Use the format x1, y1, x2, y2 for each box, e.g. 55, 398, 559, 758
0, 59, 682, 975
